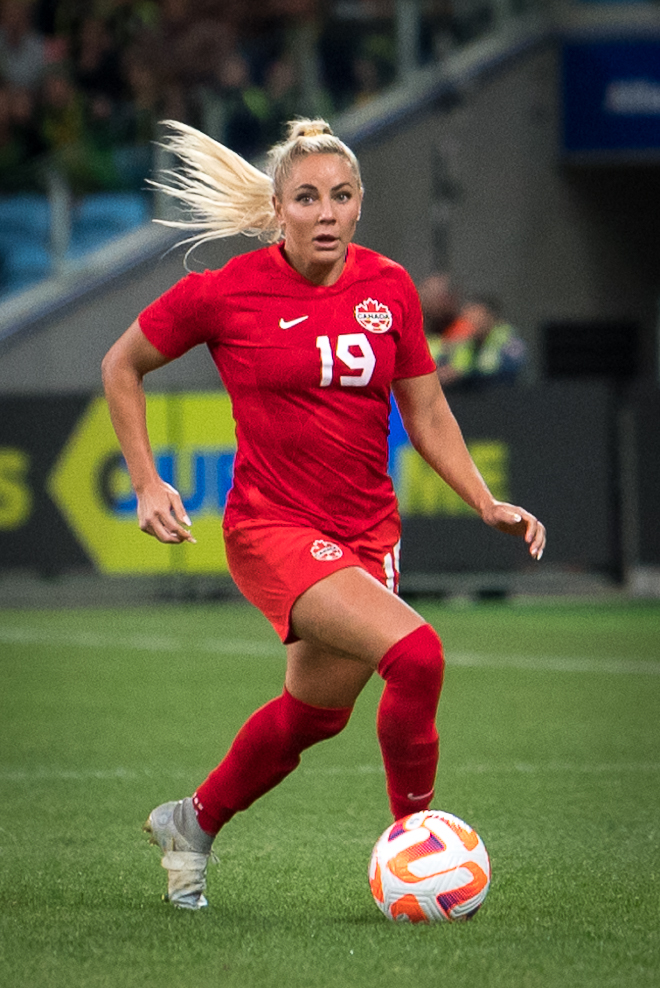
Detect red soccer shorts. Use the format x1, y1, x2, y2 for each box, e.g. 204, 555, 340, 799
223, 512, 402, 643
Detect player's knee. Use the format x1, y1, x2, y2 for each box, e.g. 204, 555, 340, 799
378, 624, 444, 696
404, 624, 444, 694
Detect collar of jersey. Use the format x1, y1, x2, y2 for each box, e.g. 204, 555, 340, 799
269, 241, 357, 292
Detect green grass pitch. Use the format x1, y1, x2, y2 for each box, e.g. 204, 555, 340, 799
1, 598, 659, 988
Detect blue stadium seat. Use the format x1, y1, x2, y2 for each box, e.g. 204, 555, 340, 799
0, 194, 50, 238
0, 238, 51, 291
73, 192, 150, 235
0, 192, 150, 297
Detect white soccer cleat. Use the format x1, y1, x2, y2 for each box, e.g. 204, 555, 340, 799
143, 799, 215, 910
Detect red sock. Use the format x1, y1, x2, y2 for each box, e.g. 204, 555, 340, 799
192, 688, 352, 835
377, 624, 445, 821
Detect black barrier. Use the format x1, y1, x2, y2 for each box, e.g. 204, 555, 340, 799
399, 381, 616, 575
0, 396, 93, 574
633, 387, 660, 567
0, 383, 622, 577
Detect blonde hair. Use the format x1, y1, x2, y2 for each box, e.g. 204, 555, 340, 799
151, 118, 362, 254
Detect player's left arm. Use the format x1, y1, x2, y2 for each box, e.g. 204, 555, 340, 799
392, 372, 546, 560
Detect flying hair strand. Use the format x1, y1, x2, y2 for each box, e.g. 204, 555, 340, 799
149, 120, 280, 253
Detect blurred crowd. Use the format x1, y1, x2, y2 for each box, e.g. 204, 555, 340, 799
0, 0, 468, 194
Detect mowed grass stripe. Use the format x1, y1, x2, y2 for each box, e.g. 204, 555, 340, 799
448, 651, 660, 675
1, 624, 658, 675
2, 761, 660, 782
0, 625, 283, 657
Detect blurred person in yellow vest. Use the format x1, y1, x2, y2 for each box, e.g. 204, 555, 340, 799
435, 295, 526, 391
418, 272, 476, 358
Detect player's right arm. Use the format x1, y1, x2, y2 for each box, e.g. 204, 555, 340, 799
102, 319, 196, 544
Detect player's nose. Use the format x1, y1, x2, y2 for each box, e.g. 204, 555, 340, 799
317, 196, 337, 221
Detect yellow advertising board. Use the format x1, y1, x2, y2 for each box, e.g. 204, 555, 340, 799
48, 393, 236, 574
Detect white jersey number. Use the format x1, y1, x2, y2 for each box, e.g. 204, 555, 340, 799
316, 333, 376, 388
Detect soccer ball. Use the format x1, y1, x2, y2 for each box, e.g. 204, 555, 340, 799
369, 810, 491, 923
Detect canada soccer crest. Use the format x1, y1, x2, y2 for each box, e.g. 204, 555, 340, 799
354, 298, 393, 334
310, 539, 343, 561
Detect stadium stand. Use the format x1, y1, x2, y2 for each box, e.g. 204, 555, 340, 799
0, 0, 542, 299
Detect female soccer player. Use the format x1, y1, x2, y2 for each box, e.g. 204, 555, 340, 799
102, 119, 546, 910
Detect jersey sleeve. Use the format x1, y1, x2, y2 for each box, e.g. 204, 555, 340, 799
138, 271, 218, 359
392, 270, 437, 380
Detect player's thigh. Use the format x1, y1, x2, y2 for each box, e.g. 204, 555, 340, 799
285, 640, 375, 708
290, 565, 426, 668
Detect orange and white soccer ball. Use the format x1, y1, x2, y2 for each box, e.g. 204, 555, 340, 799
369, 810, 491, 923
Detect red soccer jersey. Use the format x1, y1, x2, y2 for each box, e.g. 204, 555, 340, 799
139, 242, 436, 538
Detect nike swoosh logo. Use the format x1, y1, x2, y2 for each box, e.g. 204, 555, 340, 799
407, 790, 434, 801
279, 316, 309, 329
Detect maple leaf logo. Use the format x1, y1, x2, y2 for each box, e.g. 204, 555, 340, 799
310, 539, 343, 561
354, 298, 393, 334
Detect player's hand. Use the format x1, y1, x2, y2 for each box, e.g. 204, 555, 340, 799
136, 480, 196, 544
480, 500, 546, 561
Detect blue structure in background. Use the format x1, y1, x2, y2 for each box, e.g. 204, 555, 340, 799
562, 39, 660, 157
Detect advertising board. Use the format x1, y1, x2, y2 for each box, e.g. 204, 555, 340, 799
0, 383, 619, 577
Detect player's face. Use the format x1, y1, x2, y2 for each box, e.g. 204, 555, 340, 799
274, 153, 362, 286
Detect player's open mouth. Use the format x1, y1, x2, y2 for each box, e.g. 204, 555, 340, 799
313, 235, 339, 247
